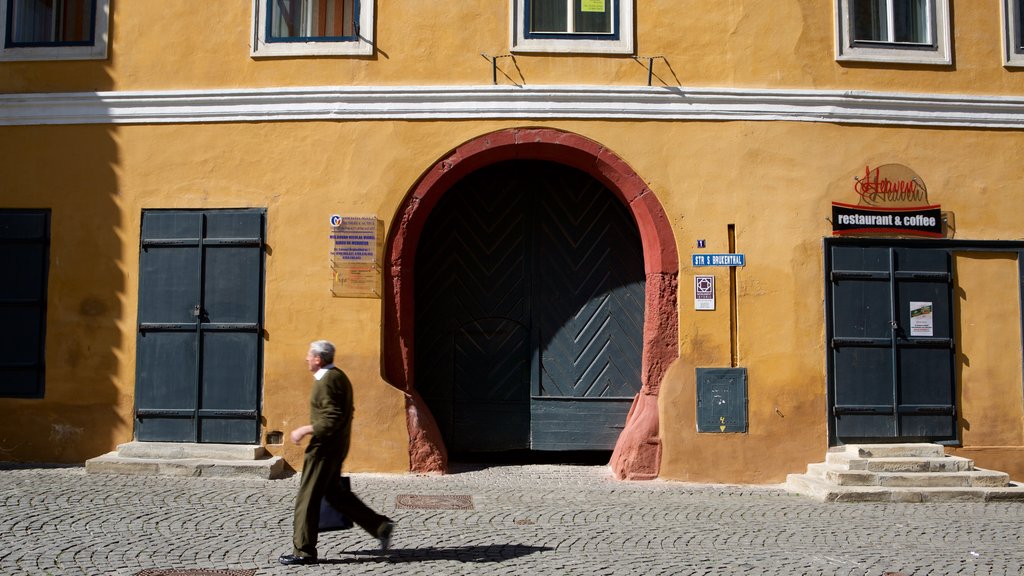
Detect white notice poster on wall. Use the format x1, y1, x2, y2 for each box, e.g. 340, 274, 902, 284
694, 275, 715, 310
909, 301, 933, 337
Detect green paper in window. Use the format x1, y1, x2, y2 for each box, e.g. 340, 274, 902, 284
581, 0, 606, 13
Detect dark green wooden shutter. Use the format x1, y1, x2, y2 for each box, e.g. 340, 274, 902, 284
0, 210, 50, 398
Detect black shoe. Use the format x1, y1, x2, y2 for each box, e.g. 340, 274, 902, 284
377, 520, 395, 551
278, 553, 317, 565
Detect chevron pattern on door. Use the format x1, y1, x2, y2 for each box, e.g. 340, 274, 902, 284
531, 163, 645, 450
415, 160, 644, 453
416, 170, 532, 451
535, 169, 644, 398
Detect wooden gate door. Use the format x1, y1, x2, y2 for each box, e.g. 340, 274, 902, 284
415, 161, 645, 452
828, 242, 956, 443
135, 210, 265, 444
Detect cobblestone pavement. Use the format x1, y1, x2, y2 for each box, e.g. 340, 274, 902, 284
1, 463, 1023, 576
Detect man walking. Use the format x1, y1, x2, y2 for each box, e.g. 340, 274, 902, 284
278, 340, 395, 566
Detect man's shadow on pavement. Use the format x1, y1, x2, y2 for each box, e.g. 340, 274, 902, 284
317, 544, 553, 564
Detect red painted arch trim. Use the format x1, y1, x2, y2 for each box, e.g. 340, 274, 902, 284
383, 128, 679, 478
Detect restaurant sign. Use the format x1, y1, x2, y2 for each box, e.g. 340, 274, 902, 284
831, 164, 942, 238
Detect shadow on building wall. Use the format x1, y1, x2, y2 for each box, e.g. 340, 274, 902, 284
0, 59, 122, 464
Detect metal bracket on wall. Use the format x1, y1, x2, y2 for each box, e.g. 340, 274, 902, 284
480, 53, 515, 85
635, 55, 666, 86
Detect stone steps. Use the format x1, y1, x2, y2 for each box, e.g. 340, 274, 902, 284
823, 454, 974, 473
85, 442, 287, 479
786, 443, 1024, 502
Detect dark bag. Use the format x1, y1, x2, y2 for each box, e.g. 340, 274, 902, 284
318, 476, 354, 532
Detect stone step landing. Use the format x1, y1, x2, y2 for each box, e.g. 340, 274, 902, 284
85, 442, 287, 479
786, 443, 1024, 502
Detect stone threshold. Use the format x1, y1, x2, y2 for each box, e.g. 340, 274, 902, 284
85, 442, 287, 480
785, 443, 1024, 503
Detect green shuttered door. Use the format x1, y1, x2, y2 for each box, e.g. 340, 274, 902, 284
135, 209, 265, 444
828, 243, 956, 442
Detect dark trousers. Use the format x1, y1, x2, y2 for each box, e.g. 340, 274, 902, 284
292, 438, 391, 558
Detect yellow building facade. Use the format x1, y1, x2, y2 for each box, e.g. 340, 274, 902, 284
1, 1, 1023, 483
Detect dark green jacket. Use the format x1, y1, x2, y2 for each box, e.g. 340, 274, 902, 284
309, 366, 353, 457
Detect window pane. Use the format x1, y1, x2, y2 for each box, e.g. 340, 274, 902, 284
893, 0, 929, 43
852, 0, 932, 44
574, 0, 612, 34
1017, 0, 1024, 51
853, 0, 888, 41
9, 0, 92, 44
531, 0, 567, 33
269, 0, 355, 39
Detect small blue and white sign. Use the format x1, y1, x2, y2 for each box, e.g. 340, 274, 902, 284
692, 253, 745, 267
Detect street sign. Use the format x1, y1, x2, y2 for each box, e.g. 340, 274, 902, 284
692, 253, 745, 267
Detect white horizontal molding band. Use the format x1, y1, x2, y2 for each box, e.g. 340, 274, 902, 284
3, 85, 1024, 129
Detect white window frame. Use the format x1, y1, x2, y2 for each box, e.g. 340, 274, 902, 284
251, 0, 374, 57
834, 0, 951, 65
510, 0, 634, 55
0, 0, 109, 61
1002, 0, 1024, 67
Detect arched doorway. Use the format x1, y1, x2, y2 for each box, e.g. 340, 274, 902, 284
414, 160, 646, 454
383, 128, 678, 479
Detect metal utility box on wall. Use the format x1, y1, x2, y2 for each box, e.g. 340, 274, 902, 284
696, 368, 748, 433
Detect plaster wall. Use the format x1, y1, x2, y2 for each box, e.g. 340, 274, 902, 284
2, 116, 1024, 480
0, 124, 125, 463
2, 2, 1023, 96
950, 253, 1024, 481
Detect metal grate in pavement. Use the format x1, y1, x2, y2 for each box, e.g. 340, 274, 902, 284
395, 494, 474, 510
136, 565, 258, 569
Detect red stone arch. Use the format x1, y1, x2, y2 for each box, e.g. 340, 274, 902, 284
383, 128, 678, 480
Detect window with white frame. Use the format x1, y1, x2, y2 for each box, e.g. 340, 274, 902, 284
835, 0, 951, 65
252, 0, 374, 57
0, 0, 109, 61
1002, 0, 1024, 66
511, 0, 634, 55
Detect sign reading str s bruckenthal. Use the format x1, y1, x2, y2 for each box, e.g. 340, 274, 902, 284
831, 164, 943, 238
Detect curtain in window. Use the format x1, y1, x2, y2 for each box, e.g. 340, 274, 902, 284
893, 0, 928, 43
852, 0, 929, 44
530, 0, 611, 34
853, 0, 887, 42
9, 0, 91, 45
531, 0, 567, 33
574, 0, 611, 34
1017, 0, 1024, 51
270, 0, 355, 39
